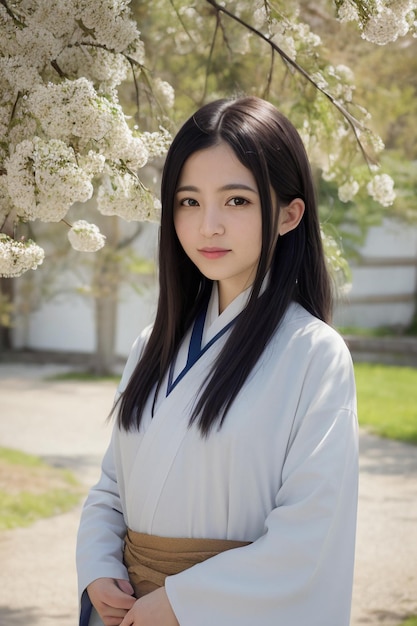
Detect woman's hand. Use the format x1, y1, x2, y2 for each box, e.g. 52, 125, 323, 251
120, 586, 179, 626
87, 577, 136, 626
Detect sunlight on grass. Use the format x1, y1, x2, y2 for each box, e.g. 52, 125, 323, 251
0, 447, 83, 530
399, 617, 417, 626
0, 447, 45, 467
46, 371, 120, 383
0, 490, 81, 530
354, 363, 417, 445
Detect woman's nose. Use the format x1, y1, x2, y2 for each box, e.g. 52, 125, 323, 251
199, 207, 225, 237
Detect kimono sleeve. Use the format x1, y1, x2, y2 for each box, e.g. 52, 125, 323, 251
75, 331, 148, 600
165, 335, 359, 626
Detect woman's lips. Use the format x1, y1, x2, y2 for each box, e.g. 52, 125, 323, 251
198, 248, 230, 259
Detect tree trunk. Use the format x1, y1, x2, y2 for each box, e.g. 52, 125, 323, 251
0, 278, 14, 353
93, 290, 118, 375
92, 216, 120, 375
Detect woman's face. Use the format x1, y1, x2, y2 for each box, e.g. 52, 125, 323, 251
174, 142, 264, 312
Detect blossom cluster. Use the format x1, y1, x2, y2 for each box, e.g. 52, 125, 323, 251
6, 137, 97, 222
67, 221, 106, 252
206, 0, 396, 211
367, 173, 397, 207
97, 170, 162, 222
336, 0, 417, 45
253, 3, 322, 62
0, 234, 45, 278
321, 229, 352, 294
0, 0, 173, 278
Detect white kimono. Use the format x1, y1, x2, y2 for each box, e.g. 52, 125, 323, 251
76, 285, 358, 626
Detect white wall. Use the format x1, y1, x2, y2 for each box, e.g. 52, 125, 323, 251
10, 218, 417, 358
12, 222, 159, 360
334, 219, 417, 329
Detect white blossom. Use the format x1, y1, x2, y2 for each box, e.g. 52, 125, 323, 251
0, 103, 10, 150
5, 140, 37, 216
367, 173, 396, 206
277, 34, 297, 61
97, 171, 161, 222
26, 0, 76, 39
337, 1, 360, 23
7, 112, 38, 148
67, 220, 106, 252
6, 137, 94, 222
321, 229, 352, 294
76, 0, 140, 52
0, 176, 14, 228
293, 22, 321, 48
126, 38, 146, 65
78, 151, 106, 178
311, 72, 329, 91
26, 78, 117, 142
0, 0, 153, 273
337, 0, 417, 44
338, 179, 360, 203
102, 130, 149, 170
362, 9, 409, 45
57, 46, 131, 88
0, 57, 42, 94
0, 234, 45, 278
140, 128, 172, 161
154, 78, 175, 110
15, 23, 63, 69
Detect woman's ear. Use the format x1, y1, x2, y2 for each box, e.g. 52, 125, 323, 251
278, 198, 305, 236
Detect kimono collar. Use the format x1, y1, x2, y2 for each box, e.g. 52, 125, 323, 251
166, 289, 239, 397
166, 275, 270, 397
203, 275, 269, 347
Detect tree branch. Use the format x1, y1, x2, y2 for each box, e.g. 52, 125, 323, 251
9, 90, 22, 130
169, 0, 196, 43
202, 11, 221, 104
69, 41, 145, 71
204, 0, 378, 167
128, 57, 141, 126
262, 47, 275, 99
0, 0, 25, 27
1, 208, 17, 237
51, 59, 67, 78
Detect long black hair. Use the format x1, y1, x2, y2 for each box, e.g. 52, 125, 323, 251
117, 96, 332, 435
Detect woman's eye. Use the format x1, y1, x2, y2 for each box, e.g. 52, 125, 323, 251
179, 198, 199, 207
228, 197, 248, 206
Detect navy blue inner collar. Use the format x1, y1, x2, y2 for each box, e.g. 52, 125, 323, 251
166, 297, 238, 397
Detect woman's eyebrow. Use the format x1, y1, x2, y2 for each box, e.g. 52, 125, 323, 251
176, 183, 258, 193
176, 185, 199, 193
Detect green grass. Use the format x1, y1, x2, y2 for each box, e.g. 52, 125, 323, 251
339, 325, 400, 337
354, 363, 417, 445
46, 370, 120, 382
1, 362, 415, 532
0, 489, 82, 530
51, 364, 417, 445
0, 447, 83, 531
399, 618, 417, 626
0, 447, 47, 467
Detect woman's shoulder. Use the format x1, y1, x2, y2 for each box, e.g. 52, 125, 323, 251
277, 302, 352, 363
131, 323, 154, 355
117, 324, 154, 394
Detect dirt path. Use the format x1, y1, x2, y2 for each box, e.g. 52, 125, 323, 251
0, 363, 416, 625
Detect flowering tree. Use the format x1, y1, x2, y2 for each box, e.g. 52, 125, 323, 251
335, 0, 416, 45
1, 0, 415, 368
1, 0, 413, 278
134, 0, 415, 268
0, 0, 172, 279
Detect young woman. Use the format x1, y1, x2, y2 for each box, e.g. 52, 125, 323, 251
76, 96, 358, 626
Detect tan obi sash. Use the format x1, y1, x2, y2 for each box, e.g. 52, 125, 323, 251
124, 529, 251, 598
